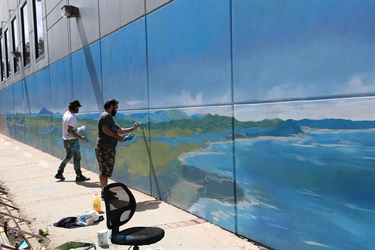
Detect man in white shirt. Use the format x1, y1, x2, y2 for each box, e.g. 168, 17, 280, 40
55, 100, 90, 181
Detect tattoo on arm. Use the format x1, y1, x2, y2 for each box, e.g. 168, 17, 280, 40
68, 126, 80, 138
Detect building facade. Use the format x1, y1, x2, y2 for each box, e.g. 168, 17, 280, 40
1, 1, 374, 249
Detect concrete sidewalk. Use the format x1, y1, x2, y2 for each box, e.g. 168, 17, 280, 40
0, 134, 262, 250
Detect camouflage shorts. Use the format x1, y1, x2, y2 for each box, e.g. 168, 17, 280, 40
95, 145, 116, 177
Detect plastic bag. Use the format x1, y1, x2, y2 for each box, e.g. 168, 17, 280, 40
76, 210, 100, 226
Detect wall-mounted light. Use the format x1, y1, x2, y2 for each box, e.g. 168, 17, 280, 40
10, 51, 22, 58
61, 5, 79, 18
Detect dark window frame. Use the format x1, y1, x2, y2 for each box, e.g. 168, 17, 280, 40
11, 17, 20, 74
4, 29, 11, 78
1, 35, 5, 81
32, 0, 44, 59
21, 3, 30, 67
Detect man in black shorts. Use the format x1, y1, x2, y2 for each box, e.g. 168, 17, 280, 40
95, 99, 140, 196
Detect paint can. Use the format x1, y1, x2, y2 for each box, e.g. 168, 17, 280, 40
97, 229, 109, 247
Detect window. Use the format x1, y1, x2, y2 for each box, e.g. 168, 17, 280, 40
4, 29, 11, 78
21, 4, 30, 66
11, 18, 20, 73
33, 0, 44, 59
1, 36, 5, 81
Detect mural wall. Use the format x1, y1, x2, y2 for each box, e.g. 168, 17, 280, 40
1, 1, 374, 249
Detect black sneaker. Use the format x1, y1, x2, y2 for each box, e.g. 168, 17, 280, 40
75, 175, 90, 181
54, 173, 65, 181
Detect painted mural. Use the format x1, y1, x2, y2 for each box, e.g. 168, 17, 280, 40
1, 1, 374, 250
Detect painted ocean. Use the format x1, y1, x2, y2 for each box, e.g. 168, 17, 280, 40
186, 129, 375, 250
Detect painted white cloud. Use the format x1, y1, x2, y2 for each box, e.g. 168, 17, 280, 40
217, 91, 231, 104
176, 89, 204, 106
265, 83, 307, 100
339, 74, 375, 95
303, 241, 330, 248
235, 97, 375, 121
163, 89, 231, 108
126, 100, 146, 106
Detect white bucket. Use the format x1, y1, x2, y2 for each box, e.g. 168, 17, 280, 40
97, 229, 109, 247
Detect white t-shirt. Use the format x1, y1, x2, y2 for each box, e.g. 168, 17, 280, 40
62, 111, 78, 140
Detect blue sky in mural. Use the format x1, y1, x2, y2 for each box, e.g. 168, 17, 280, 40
12, 83, 24, 113
1, 86, 13, 114
147, 0, 232, 108
27, 69, 50, 114
144, 0, 375, 115
72, 42, 103, 113
50, 58, 74, 114
101, 20, 148, 110
233, 0, 374, 102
